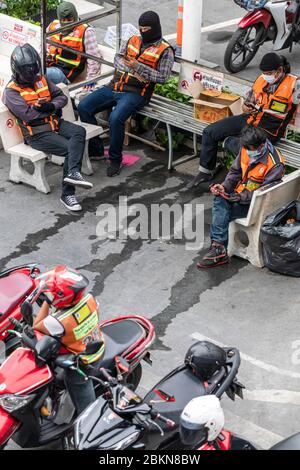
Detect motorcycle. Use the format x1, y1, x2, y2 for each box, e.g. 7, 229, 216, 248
0, 299, 155, 449
224, 0, 300, 73
72, 344, 243, 450
0, 263, 41, 355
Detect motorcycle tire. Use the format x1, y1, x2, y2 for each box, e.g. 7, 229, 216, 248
126, 363, 142, 391
224, 24, 265, 73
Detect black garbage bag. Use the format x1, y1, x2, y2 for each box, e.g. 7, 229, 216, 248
260, 200, 300, 277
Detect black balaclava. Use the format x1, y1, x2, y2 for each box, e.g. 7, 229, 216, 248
138, 11, 162, 45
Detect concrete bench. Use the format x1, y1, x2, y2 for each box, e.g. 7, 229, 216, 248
227, 169, 300, 268
0, 84, 102, 193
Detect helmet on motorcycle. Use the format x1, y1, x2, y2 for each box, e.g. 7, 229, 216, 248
185, 341, 227, 381
11, 43, 41, 86
37, 265, 89, 309
179, 395, 225, 447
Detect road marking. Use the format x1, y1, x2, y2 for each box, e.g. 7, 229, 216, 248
165, 17, 242, 41
191, 332, 300, 379
245, 389, 300, 406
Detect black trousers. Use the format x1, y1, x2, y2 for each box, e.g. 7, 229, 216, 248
26, 120, 86, 197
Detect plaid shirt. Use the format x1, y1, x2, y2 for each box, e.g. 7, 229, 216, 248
114, 38, 174, 84
47, 23, 102, 81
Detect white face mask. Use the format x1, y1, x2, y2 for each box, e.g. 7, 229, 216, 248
262, 73, 277, 85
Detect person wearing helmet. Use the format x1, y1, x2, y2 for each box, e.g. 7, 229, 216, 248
33, 266, 105, 415
2, 43, 93, 212
179, 395, 225, 449
46, 1, 102, 91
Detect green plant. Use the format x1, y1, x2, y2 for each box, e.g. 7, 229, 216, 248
4, 0, 60, 22
155, 76, 191, 103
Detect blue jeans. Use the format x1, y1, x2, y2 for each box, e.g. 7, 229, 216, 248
46, 67, 69, 85
210, 196, 249, 247
78, 86, 148, 163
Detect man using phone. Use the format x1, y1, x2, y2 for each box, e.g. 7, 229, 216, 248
78, 11, 174, 176
188, 52, 300, 189
197, 125, 285, 269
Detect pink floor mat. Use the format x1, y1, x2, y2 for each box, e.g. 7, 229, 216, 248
104, 149, 141, 166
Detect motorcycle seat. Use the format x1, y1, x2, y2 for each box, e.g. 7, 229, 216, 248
0, 272, 34, 318
100, 319, 146, 371
270, 432, 300, 450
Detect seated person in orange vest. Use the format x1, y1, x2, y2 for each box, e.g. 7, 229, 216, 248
188, 53, 299, 189
197, 125, 285, 269
46, 1, 101, 90
33, 266, 105, 415
78, 11, 175, 176
2, 44, 92, 212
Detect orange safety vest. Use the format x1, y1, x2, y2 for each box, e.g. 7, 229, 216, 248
51, 294, 105, 364
111, 35, 171, 99
48, 20, 88, 82
235, 146, 285, 194
7, 76, 59, 139
247, 74, 297, 139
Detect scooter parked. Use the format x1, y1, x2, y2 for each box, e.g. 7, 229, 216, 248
225, 0, 300, 73
72, 342, 244, 450
0, 300, 155, 449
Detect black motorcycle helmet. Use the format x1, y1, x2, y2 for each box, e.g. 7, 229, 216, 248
11, 43, 41, 86
185, 341, 227, 381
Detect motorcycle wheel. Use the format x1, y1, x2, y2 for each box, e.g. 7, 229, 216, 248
224, 24, 265, 73
126, 363, 142, 391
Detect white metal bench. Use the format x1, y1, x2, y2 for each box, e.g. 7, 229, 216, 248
227, 169, 300, 268
0, 84, 102, 193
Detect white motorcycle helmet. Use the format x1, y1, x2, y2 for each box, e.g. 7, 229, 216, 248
179, 395, 225, 448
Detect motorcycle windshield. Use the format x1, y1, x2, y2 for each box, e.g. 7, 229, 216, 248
0, 347, 52, 395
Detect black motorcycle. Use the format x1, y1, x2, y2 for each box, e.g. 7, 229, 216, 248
71, 341, 244, 450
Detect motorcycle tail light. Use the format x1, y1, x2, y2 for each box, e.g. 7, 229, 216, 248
0, 394, 35, 413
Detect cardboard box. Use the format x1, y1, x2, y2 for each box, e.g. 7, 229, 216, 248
187, 81, 243, 124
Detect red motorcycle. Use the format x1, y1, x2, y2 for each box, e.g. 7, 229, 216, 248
0, 264, 41, 354
0, 299, 155, 449
225, 0, 300, 73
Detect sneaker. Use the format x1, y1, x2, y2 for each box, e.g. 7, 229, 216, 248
187, 171, 214, 189
106, 161, 122, 177
60, 195, 82, 212
197, 242, 229, 269
63, 171, 93, 189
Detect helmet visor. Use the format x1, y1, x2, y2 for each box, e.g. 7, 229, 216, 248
21, 63, 40, 84
179, 420, 208, 447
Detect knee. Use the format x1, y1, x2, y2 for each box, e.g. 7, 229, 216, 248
74, 124, 86, 140
109, 111, 123, 127
78, 99, 91, 118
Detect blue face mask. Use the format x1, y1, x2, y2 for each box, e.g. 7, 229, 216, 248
247, 141, 268, 161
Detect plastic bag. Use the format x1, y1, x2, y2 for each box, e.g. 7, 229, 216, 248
260, 200, 300, 277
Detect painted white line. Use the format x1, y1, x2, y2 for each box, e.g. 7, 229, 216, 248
191, 332, 300, 379
245, 389, 300, 406
165, 17, 242, 41
224, 409, 283, 449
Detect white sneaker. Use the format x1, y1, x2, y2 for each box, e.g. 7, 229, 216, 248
60, 195, 82, 212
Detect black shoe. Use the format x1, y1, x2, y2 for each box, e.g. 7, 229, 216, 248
106, 162, 122, 177
63, 171, 93, 189
60, 195, 82, 212
197, 242, 228, 269
187, 171, 214, 189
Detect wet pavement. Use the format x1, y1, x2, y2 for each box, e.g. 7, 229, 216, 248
1, 138, 300, 450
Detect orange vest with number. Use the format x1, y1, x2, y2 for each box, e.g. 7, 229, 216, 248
7, 76, 59, 139
111, 35, 171, 99
247, 74, 297, 139
52, 294, 105, 364
48, 20, 88, 82
235, 146, 285, 194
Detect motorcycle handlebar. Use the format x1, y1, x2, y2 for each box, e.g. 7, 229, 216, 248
150, 410, 176, 429
215, 347, 241, 399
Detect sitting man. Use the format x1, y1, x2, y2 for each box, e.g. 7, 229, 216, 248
3, 43, 92, 212
188, 53, 299, 188
78, 10, 175, 176
46, 1, 101, 90
197, 125, 285, 269
34, 266, 105, 415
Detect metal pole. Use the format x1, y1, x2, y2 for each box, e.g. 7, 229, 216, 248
176, 0, 184, 57
40, 0, 46, 74
115, 0, 122, 52
182, 0, 203, 63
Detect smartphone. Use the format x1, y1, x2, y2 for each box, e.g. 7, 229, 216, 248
38, 97, 48, 104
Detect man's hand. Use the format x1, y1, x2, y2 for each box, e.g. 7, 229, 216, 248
123, 56, 139, 70
210, 183, 225, 195
242, 102, 257, 115
33, 102, 55, 113
221, 193, 241, 203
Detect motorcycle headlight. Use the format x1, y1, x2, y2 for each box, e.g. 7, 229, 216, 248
0, 394, 35, 413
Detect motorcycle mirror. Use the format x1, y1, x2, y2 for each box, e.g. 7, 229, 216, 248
20, 301, 33, 326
